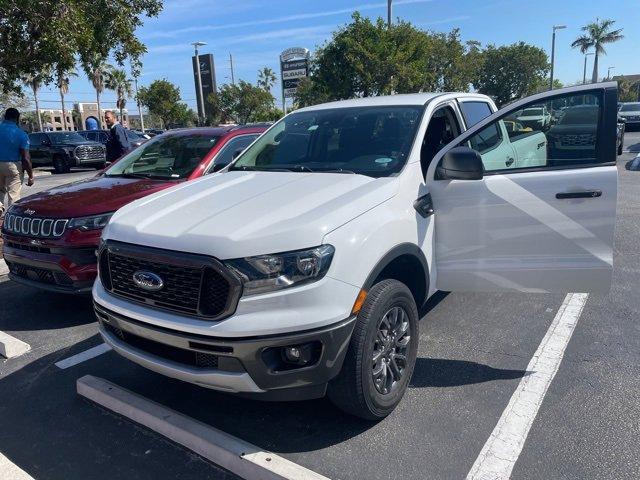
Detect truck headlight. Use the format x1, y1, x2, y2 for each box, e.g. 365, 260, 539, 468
68, 212, 114, 231
226, 245, 335, 296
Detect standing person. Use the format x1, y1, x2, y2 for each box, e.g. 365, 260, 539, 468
104, 110, 131, 162
0, 108, 34, 218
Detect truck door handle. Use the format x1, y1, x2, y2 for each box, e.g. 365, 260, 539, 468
556, 190, 602, 199
505, 157, 515, 167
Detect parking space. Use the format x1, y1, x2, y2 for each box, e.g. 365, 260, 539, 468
1, 133, 639, 479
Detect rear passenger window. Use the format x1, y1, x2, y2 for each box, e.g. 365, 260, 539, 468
459, 101, 493, 127
462, 91, 602, 173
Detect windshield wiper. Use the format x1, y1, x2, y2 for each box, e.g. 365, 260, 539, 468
314, 168, 357, 174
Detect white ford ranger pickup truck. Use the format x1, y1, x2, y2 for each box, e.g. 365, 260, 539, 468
93, 83, 618, 419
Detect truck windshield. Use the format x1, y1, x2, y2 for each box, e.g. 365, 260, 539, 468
230, 106, 423, 177
619, 103, 640, 112
48, 132, 87, 144
105, 134, 219, 179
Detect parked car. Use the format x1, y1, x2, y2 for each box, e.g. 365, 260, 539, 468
1, 125, 266, 293
515, 105, 552, 129
77, 129, 148, 149
617, 102, 640, 127
28, 131, 106, 173
91, 83, 618, 419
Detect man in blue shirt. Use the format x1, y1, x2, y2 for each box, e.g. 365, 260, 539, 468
0, 108, 34, 217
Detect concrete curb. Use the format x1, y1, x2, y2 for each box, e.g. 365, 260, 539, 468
33, 170, 52, 177
77, 375, 329, 480
0, 259, 8, 276
0, 331, 31, 359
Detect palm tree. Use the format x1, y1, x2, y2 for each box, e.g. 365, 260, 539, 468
23, 72, 49, 132
105, 68, 133, 123
83, 54, 112, 129
56, 66, 77, 131
257, 67, 277, 91
572, 19, 624, 83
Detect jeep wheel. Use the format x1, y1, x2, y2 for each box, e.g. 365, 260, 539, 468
53, 155, 70, 174
328, 279, 419, 420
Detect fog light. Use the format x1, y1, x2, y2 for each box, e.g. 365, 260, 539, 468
281, 343, 315, 366
284, 346, 302, 362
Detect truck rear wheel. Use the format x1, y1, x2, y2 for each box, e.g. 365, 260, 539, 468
53, 155, 70, 174
328, 279, 419, 420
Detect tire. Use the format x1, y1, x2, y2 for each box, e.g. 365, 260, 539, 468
52, 155, 70, 174
328, 279, 419, 420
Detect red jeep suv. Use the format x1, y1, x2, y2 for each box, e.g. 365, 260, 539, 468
1, 125, 267, 293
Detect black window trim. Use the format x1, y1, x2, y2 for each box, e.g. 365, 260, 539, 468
433, 83, 618, 179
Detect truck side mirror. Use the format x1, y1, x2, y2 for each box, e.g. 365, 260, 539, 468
436, 146, 484, 180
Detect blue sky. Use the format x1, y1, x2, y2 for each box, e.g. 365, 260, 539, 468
36, 0, 640, 113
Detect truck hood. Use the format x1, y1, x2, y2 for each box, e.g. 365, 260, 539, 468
104, 171, 398, 259
13, 175, 179, 218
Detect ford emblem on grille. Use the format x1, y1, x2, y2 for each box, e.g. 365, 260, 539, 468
132, 271, 164, 291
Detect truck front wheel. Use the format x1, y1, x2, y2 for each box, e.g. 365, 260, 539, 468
328, 279, 419, 420
52, 155, 70, 174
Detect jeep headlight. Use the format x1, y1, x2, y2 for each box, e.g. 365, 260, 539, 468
68, 212, 114, 231
226, 245, 335, 296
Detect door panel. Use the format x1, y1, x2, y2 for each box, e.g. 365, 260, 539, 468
428, 82, 618, 293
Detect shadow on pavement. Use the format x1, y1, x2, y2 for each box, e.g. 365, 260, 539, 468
0, 280, 95, 331
0, 335, 236, 480
410, 358, 529, 388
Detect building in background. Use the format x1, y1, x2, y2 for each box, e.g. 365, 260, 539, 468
39, 109, 75, 131
74, 103, 129, 130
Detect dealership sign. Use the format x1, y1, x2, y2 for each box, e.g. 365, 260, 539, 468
280, 48, 309, 99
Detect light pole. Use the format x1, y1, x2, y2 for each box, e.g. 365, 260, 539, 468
582, 52, 594, 84
191, 41, 207, 124
387, 0, 392, 28
549, 24, 566, 90
607, 66, 615, 80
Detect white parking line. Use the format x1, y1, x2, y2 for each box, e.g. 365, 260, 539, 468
0, 330, 31, 359
77, 375, 329, 480
0, 259, 8, 276
466, 292, 588, 480
55, 343, 112, 369
0, 451, 34, 480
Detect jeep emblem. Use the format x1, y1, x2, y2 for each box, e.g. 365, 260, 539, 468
24, 209, 36, 215
132, 271, 164, 291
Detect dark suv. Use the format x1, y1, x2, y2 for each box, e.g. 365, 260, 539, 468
29, 131, 106, 173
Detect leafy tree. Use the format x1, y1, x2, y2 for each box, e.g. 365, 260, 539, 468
105, 68, 133, 123
294, 13, 475, 106
137, 79, 191, 128
209, 80, 278, 124
55, 66, 77, 131
257, 67, 277, 91
618, 78, 640, 102
0, 0, 162, 93
83, 54, 112, 129
572, 19, 624, 83
473, 42, 549, 106
0, 89, 29, 112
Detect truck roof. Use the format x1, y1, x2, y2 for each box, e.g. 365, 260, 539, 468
297, 92, 493, 112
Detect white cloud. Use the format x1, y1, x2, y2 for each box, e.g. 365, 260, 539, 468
143, 0, 434, 39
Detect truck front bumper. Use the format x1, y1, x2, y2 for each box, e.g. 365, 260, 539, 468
95, 302, 356, 400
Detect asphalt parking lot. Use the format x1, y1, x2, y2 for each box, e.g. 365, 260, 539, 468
1, 132, 639, 480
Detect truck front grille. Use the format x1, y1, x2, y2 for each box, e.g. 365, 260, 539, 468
99, 241, 241, 320
74, 145, 105, 161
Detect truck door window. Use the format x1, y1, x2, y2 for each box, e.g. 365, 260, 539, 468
421, 105, 461, 175
462, 91, 602, 173
459, 101, 493, 127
